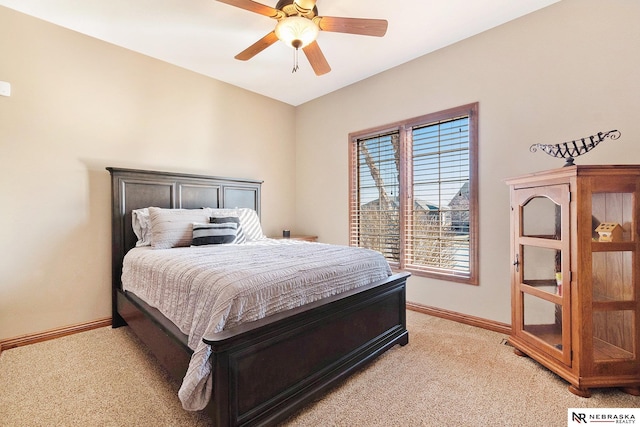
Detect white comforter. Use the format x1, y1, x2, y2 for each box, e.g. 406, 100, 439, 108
121, 239, 391, 410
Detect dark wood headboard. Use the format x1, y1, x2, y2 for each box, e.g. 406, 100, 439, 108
107, 167, 263, 295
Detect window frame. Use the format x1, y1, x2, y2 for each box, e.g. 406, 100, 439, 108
348, 103, 479, 285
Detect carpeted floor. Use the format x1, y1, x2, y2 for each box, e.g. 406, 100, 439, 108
0, 311, 637, 426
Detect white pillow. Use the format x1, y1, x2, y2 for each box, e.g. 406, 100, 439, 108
132, 208, 151, 247
148, 207, 210, 249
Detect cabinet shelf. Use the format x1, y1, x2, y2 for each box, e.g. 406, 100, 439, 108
594, 337, 634, 361
521, 282, 562, 302
524, 324, 562, 347
591, 241, 637, 252
592, 300, 636, 310
520, 235, 563, 249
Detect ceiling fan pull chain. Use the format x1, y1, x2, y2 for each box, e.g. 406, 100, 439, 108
292, 48, 300, 73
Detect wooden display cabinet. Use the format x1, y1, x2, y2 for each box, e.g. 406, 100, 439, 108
506, 165, 640, 397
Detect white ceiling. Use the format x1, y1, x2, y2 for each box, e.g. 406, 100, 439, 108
0, 0, 560, 106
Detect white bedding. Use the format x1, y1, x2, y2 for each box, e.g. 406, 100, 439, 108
121, 239, 392, 410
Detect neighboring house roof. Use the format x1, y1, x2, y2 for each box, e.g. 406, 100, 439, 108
361, 197, 438, 212
449, 181, 470, 208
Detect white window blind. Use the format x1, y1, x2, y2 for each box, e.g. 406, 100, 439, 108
407, 116, 471, 277
351, 132, 401, 267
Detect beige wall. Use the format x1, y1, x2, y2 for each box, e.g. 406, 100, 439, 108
0, 7, 296, 340
295, 0, 640, 324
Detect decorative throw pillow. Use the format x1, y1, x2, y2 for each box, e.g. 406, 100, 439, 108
148, 207, 210, 249
210, 216, 246, 243
192, 222, 238, 246
237, 208, 266, 241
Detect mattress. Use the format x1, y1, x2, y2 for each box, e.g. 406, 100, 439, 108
121, 239, 392, 410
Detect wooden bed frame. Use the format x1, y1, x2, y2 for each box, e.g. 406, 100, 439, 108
108, 167, 410, 426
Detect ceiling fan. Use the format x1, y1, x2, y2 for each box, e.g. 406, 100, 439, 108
217, 0, 388, 75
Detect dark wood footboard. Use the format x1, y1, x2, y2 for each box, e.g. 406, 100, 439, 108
116, 272, 409, 426
206, 272, 409, 426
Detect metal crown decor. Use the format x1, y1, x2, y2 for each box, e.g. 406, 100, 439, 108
529, 129, 621, 167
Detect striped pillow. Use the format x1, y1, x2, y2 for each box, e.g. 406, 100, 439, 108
210, 216, 246, 243
148, 207, 210, 249
192, 222, 238, 246
237, 208, 266, 241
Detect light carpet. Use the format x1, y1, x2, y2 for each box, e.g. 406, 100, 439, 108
1, 311, 637, 426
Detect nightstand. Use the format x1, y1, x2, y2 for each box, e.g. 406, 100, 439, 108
270, 235, 318, 242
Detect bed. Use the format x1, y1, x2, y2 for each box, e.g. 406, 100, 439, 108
108, 167, 410, 426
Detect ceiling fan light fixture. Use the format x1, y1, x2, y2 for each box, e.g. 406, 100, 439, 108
275, 16, 319, 49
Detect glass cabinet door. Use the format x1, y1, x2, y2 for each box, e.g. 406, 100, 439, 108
513, 184, 571, 366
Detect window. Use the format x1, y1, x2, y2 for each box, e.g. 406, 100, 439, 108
349, 103, 478, 285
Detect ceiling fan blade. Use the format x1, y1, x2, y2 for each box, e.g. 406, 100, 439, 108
316, 16, 388, 37
302, 41, 331, 76
235, 31, 279, 61
217, 0, 281, 18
